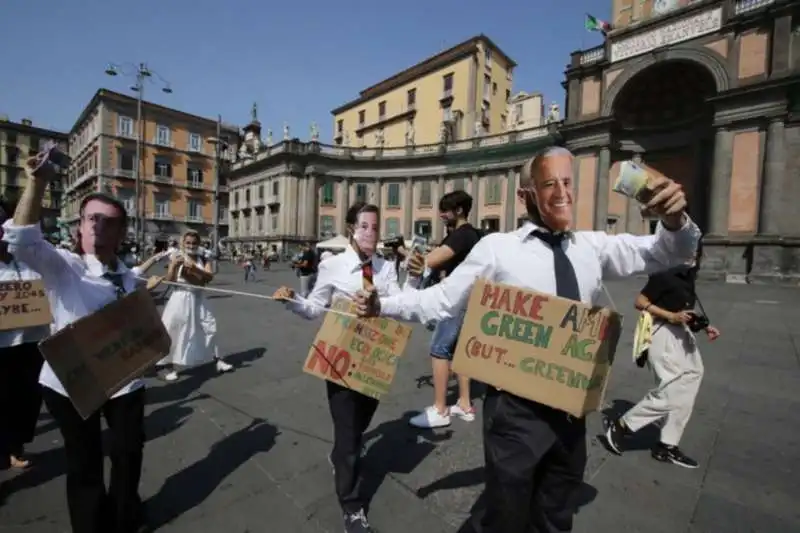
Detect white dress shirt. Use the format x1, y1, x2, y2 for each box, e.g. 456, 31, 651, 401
0, 259, 50, 348
289, 244, 409, 320
2, 221, 144, 398
380, 219, 702, 324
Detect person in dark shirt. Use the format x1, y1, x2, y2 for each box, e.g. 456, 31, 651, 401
295, 243, 317, 297
406, 190, 482, 428
605, 242, 720, 468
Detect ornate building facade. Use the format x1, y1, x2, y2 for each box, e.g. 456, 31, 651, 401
564, 0, 800, 283
226, 121, 559, 255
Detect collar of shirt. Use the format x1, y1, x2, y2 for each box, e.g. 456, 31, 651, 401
516, 221, 576, 244
343, 244, 377, 273
83, 254, 130, 277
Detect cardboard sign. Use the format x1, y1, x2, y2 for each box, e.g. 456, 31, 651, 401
0, 279, 52, 331
451, 280, 623, 418
302, 298, 413, 399
39, 287, 171, 419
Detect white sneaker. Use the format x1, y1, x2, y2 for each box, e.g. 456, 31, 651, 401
450, 403, 476, 422
409, 406, 451, 428
163, 371, 179, 382
216, 359, 233, 373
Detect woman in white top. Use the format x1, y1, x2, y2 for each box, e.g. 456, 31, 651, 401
155, 230, 232, 381
273, 202, 411, 533
0, 204, 49, 470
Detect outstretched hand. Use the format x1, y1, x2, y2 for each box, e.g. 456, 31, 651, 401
643, 174, 688, 230
272, 286, 295, 302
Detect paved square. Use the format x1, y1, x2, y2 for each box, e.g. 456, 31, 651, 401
2, 264, 799, 532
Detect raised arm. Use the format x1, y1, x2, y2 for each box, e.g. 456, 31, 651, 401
131, 250, 170, 276
594, 216, 702, 279
3, 157, 80, 284
286, 260, 334, 320
378, 235, 497, 324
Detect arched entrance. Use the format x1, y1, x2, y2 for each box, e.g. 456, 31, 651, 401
610, 59, 718, 233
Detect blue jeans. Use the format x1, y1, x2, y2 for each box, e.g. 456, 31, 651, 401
429, 311, 466, 360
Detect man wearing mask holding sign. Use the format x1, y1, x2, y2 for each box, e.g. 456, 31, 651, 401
3, 146, 153, 533
354, 146, 701, 533
273, 202, 412, 533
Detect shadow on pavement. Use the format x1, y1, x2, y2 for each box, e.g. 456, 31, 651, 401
145, 418, 279, 528
361, 411, 453, 512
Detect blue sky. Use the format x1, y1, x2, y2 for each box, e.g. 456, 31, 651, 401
1, 0, 608, 142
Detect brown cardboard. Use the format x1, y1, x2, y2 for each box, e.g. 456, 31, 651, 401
0, 279, 52, 331
451, 280, 623, 418
38, 287, 171, 419
302, 298, 413, 400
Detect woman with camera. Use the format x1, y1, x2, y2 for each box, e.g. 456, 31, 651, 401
605, 243, 720, 469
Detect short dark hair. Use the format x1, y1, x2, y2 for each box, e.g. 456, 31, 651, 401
345, 202, 379, 225
439, 190, 472, 217
79, 193, 128, 227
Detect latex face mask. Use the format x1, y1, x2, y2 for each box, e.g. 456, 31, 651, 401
352, 211, 378, 256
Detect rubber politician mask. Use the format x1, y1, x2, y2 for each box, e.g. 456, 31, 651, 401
352, 211, 379, 257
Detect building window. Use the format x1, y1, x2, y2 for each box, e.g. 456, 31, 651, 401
118, 116, 134, 137
187, 199, 201, 219
387, 183, 401, 207
378, 101, 386, 120
483, 75, 491, 100
257, 215, 263, 232
245, 189, 250, 203
407, 89, 416, 109
481, 217, 500, 233
419, 181, 432, 207
385, 217, 400, 237
485, 176, 501, 204
606, 217, 618, 234
413, 219, 431, 239
187, 166, 203, 185
358, 110, 366, 126
319, 215, 335, 237
155, 125, 171, 146
452, 178, 465, 191
154, 157, 172, 179
517, 216, 529, 228
321, 182, 335, 205
271, 213, 278, 231
485, 47, 492, 68
515, 103, 523, 122
443, 106, 453, 122
189, 133, 202, 152
337, 120, 343, 133
355, 183, 368, 203
117, 188, 135, 215
117, 149, 135, 171
443, 73, 453, 96
153, 194, 170, 217
28, 136, 40, 154
272, 180, 279, 196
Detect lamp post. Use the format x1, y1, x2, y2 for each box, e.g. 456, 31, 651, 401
105, 62, 172, 248
207, 116, 230, 267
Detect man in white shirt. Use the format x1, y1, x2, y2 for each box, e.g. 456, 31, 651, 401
355, 147, 701, 533
273, 202, 410, 533
3, 154, 149, 533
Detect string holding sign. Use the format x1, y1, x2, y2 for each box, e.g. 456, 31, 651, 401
136, 277, 360, 319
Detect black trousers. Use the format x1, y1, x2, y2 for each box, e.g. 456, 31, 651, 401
0, 342, 44, 459
42, 386, 146, 533
326, 381, 379, 514
479, 388, 587, 533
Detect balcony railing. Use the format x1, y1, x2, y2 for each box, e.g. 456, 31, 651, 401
150, 212, 173, 220
152, 175, 173, 184
187, 180, 205, 190
185, 215, 204, 223
65, 168, 99, 193
232, 123, 555, 170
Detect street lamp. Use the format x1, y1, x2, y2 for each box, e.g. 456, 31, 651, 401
105, 62, 172, 247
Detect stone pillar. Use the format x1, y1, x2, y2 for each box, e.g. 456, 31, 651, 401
305, 174, 318, 239
337, 177, 349, 235
470, 174, 479, 227
504, 168, 517, 231
404, 177, 413, 237
433, 175, 445, 241
707, 129, 734, 236
759, 119, 786, 235
593, 147, 610, 230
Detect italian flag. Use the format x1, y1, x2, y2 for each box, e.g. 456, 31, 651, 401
585, 14, 612, 34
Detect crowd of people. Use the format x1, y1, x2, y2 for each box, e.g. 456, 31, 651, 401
1, 143, 721, 533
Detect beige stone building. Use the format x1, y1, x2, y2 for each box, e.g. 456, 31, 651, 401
0, 117, 67, 234
563, 0, 800, 282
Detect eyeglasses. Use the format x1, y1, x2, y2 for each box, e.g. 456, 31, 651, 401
81, 213, 123, 225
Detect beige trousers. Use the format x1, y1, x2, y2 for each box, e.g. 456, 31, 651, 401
623, 322, 704, 446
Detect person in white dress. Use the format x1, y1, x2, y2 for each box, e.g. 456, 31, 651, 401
156, 230, 232, 381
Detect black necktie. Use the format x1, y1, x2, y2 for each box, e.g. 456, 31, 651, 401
532, 230, 581, 301
103, 272, 126, 300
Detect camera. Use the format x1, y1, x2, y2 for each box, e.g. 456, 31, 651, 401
687, 313, 710, 333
